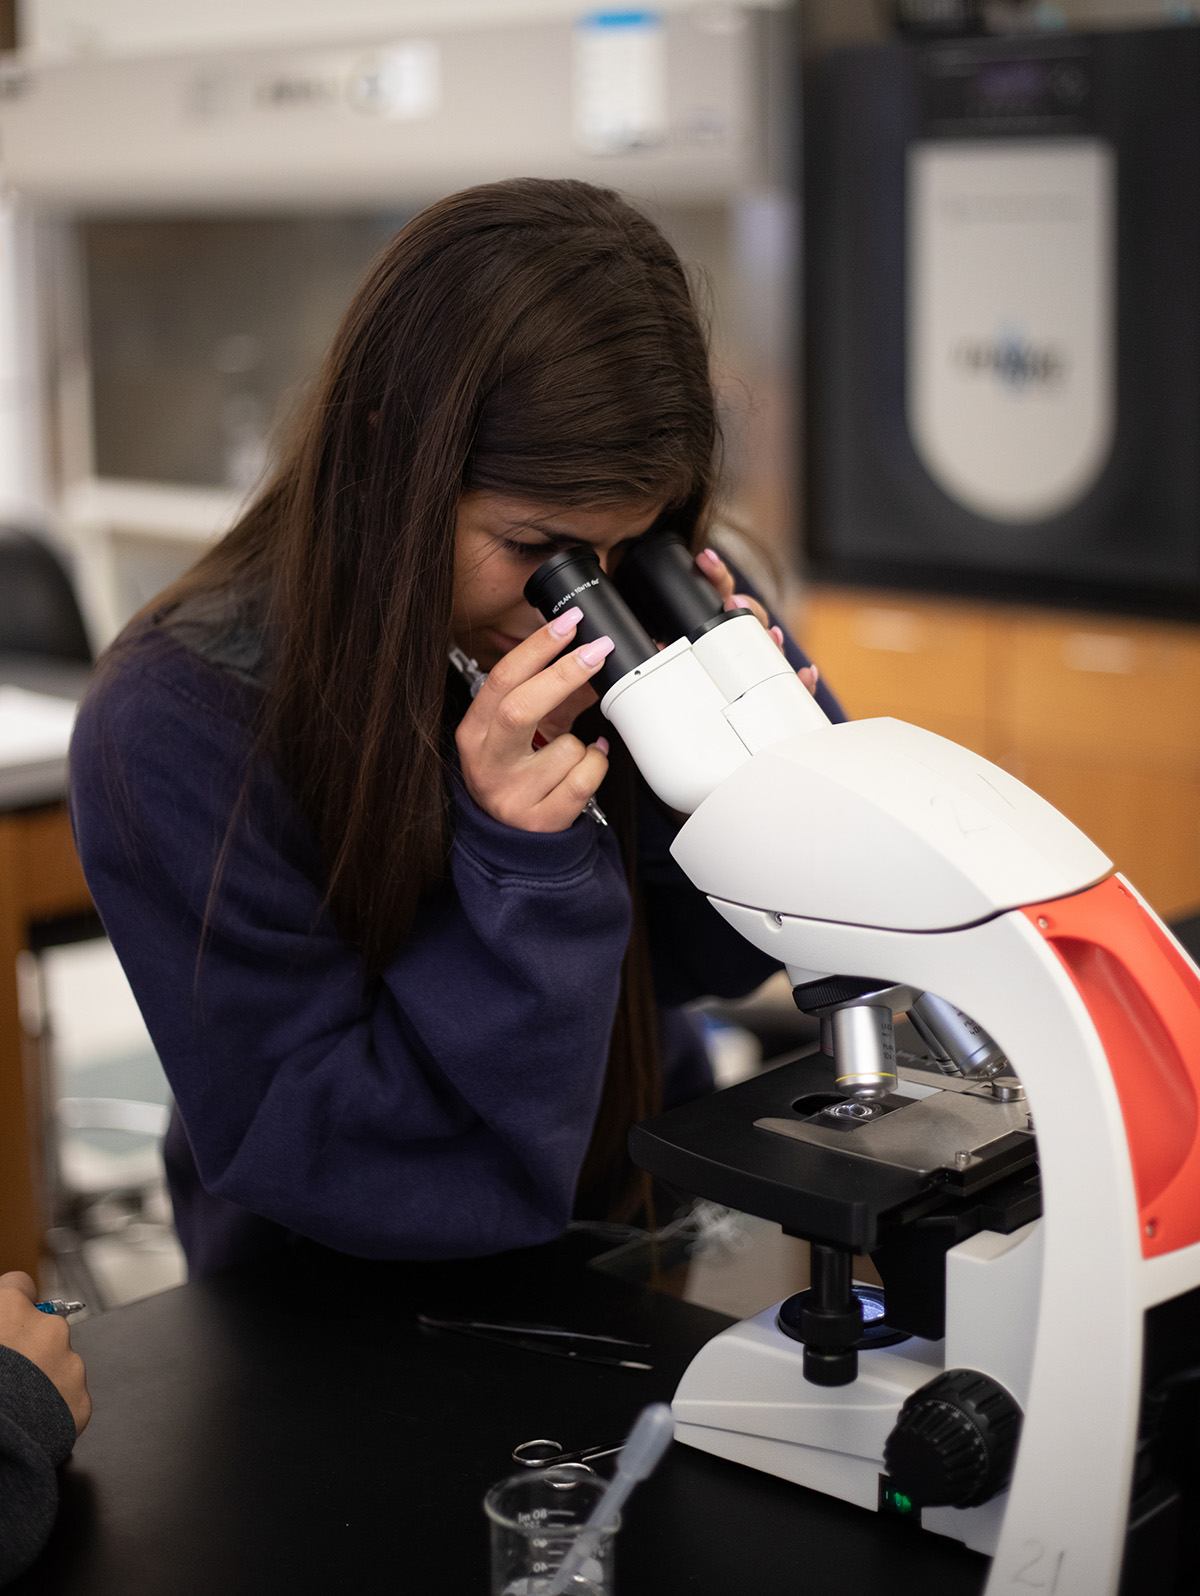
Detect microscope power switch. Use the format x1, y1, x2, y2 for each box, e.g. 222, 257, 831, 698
882, 1368, 1022, 1509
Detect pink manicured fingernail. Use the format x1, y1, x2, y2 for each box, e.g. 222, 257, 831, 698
549, 605, 583, 638
697, 548, 722, 570
595, 736, 610, 755
576, 636, 615, 668
729, 595, 752, 610
770, 625, 784, 646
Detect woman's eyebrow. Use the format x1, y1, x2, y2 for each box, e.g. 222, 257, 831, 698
499, 519, 591, 547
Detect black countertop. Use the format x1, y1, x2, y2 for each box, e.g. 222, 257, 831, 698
13, 1240, 988, 1595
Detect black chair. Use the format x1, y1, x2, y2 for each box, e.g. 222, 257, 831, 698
0, 525, 92, 664
0, 523, 97, 926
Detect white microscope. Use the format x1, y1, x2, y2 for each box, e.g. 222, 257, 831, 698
527, 536, 1200, 1596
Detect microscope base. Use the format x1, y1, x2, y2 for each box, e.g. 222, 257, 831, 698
671, 1301, 1009, 1557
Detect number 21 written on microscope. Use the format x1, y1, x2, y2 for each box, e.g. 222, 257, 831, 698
1012, 1541, 1065, 1591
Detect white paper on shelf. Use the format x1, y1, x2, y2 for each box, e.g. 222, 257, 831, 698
572, 11, 667, 154
0, 685, 78, 767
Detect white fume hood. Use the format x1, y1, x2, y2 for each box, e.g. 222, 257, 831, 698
0, 7, 774, 208
2, 4, 795, 646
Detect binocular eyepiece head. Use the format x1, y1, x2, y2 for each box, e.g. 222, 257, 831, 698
523, 531, 730, 695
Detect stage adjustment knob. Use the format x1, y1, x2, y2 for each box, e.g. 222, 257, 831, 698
883, 1368, 1022, 1508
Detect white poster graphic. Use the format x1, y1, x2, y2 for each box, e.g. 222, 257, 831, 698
907, 139, 1115, 524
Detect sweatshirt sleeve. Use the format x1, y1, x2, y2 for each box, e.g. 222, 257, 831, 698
638, 583, 847, 1007
68, 642, 632, 1261
0, 1346, 77, 1586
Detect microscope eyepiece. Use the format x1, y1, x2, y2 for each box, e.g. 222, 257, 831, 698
524, 547, 657, 696
612, 530, 725, 644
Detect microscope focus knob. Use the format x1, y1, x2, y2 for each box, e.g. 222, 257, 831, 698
883, 1369, 1022, 1508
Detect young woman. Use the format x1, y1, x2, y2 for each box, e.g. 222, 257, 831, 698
69, 179, 843, 1276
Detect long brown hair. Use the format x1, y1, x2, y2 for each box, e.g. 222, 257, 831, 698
154, 179, 718, 1213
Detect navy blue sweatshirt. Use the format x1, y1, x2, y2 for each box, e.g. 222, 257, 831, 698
68, 604, 843, 1276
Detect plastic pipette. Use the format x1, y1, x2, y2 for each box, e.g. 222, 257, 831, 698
543, 1402, 675, 1595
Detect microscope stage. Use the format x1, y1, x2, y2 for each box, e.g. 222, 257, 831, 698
630, 1046, 1039, 1252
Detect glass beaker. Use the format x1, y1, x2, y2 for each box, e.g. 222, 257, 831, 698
483, 1464, 618, 1596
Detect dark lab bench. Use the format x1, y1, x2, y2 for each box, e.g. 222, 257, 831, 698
13, 1239, 988, 1594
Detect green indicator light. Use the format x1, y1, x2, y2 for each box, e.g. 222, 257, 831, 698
879, 1478, 920, 1520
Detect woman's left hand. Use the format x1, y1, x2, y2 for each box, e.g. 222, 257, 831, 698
695, 547, 820, 696
0, 1271, 92, 1435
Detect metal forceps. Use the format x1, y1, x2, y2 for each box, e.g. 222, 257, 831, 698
416, 1315, 652, 1370
512, 1437, 624, 1470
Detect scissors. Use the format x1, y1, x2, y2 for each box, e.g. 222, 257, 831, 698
512, 1437, 625, 1469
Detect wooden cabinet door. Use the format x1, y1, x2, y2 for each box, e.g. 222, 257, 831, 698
998, 753, 1200, 919
796, 590, 991, 757
992, 610, 1200, 918
799, 587, 1200, 922
994, 612, 1200, 766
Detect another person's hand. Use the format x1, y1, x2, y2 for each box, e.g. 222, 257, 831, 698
455, 609, 612, 832
696, 548, 820, 696
0, 1272, 92, 1436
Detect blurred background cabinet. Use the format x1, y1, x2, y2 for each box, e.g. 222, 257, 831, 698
797, 586, 1200, 920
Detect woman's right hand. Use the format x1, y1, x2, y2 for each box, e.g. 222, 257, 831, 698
455, 609, 614, 832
